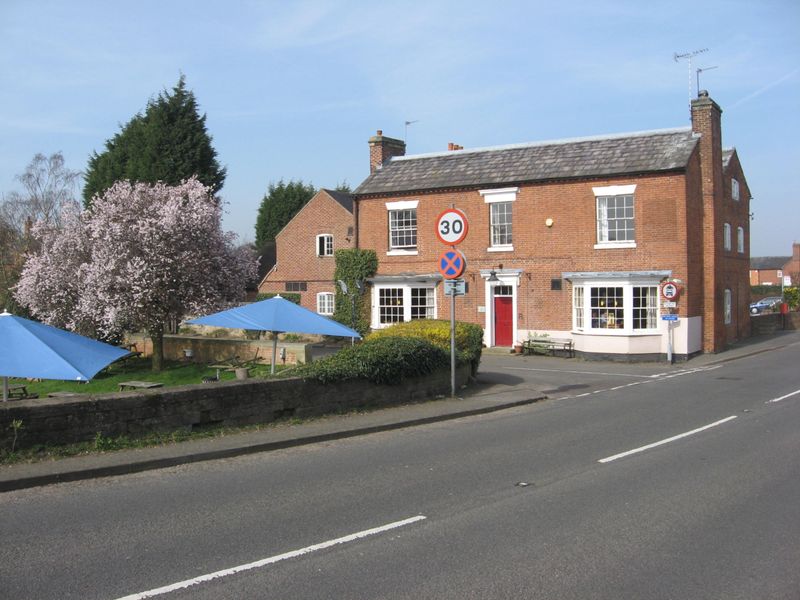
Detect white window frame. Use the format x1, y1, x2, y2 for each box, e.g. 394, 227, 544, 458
737, 226, 744, 253
593, 185, 637, 249
723, 223, 732, 251
570, 276, 661, 335
481, 187, 517, 252
732, 178, 740, 201
371, 282, 437, 328
316, 292, 334, 316
724, 289, 732, 324
385, 200, 418, 256
316, 233, 334, 257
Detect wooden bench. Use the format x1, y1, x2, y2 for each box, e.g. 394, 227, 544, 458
118, 381, 163, 392
522, 338, 574, 358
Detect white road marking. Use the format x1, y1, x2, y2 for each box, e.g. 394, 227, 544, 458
115, 515, 427, 600
766, 388, 800, 404
505, 366, 662, 378
598, 416, 738, 463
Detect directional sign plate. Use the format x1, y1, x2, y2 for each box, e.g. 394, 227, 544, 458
438, 249, 466, 280
661, 314, 679, 321
444, 279, 466, 295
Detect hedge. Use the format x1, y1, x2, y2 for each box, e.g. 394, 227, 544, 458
291, 336, 449, 385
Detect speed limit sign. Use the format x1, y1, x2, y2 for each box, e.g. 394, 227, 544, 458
435, 208, 469, 245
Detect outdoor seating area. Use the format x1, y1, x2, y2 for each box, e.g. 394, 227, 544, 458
522, 337, 575, 358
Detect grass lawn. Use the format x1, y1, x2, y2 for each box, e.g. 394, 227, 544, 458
5, 356, 291, 398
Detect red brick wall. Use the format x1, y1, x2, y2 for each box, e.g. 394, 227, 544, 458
259, 190, 354, 313
357, 171, 694, 332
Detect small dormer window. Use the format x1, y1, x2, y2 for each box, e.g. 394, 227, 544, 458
732, 178, 740, 201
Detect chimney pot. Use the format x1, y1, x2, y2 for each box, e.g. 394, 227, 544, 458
376, 129, 383, 136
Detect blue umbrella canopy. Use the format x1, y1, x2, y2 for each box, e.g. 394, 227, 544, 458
187, 295, 360, 373
0, 311, 131, 400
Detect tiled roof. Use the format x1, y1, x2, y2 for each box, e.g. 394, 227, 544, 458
750, 256, 790, 270
722, 148, 734, 169
355, 128, 699, 195
323, 188, 354, 213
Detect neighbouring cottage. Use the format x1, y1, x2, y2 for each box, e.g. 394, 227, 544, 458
258, 188, 355, 314
260, 91, 751, 360
749, 242, 800, 286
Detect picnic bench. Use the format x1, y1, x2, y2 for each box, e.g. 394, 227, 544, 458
522, 337, 575, 358
118, 381, 163, 392
5, 384, 38, 400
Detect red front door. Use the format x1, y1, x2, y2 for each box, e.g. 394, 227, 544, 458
494, 296, 513, 346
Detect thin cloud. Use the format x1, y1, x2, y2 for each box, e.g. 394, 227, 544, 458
728, 69, 799, 110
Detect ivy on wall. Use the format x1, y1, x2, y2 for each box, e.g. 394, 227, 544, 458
333, 248, 378, 335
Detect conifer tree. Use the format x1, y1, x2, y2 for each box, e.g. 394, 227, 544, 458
83, 76, 226, 206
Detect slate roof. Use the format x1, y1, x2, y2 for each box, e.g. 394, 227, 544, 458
355, 128, 699, 196
750, 256, 790, 270
322, 188, 354, 213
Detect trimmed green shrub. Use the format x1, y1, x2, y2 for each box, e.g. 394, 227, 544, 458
291, 336, 449, 385
367, 319, 483, 374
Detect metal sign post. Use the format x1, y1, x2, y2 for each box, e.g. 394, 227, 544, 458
436, 209, 469, 397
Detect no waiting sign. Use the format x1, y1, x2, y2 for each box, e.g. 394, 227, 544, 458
435, 208, 469, 245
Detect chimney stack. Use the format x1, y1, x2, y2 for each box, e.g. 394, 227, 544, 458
448, 142, 463, 151
368, 130, 406, 173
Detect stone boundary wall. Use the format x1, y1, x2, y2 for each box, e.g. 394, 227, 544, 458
128, 334, 312, 367
750, 312, 799, 336
0, 366, 471, 452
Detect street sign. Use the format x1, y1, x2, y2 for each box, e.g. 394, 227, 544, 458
438, 249, 466, 279
662, 301, 677, 308
435, 208, 469, 245
661, 314, 679, 321
660, 281, 681, 300
444, 279, 466, 295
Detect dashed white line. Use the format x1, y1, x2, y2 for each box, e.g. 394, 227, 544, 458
766, 388, 800, 404
115, 515, 427, 600
598, 416, 738, 463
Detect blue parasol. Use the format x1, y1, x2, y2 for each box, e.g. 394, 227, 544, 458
187, 295, 361, 373
0, 310, 131, 401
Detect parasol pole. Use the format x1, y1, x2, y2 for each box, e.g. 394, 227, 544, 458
271, 331, 278, 374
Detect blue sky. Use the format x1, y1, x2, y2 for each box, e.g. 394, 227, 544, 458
2, 0, 798, 256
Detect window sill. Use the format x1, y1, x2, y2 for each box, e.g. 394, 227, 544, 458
387, 249, 418, 256
487, 245, 514, 253
573, 329, 660, 336
594, 242, 637, 250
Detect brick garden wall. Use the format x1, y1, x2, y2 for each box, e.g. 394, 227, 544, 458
0, 365, 471, 452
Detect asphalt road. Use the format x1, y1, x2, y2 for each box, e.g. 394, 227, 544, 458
2, 344, 799, 599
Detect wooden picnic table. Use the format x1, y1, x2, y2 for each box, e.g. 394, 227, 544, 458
118, 381, 163, 392
7, 384, 28, 399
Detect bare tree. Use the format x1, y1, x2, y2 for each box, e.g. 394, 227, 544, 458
1, 152, 81, 232
0, 152, 81, 312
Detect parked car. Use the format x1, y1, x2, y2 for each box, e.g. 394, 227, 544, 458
749, 296, 783, 315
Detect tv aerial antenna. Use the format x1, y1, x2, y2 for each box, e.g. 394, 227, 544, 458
674, 48, 708, 106
696, 65, 718, 94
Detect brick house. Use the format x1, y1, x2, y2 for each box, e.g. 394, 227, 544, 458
353, 91, 751, 359
749, 242, 799, 286
258, 188, 355, 314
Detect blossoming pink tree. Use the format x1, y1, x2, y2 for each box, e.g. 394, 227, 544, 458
16, 178, 257, 371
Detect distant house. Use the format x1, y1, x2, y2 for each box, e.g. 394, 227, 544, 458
258, 189, 355, 314
353, 91, 751, 360
750, 242, 800, 286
